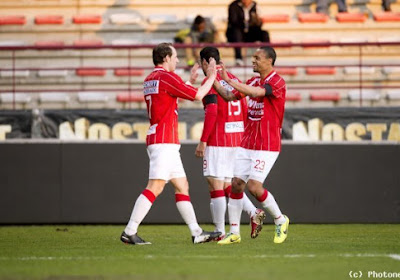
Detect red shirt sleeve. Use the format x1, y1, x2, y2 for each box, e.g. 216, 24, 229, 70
160, 71, 197, 101
200, 101, 217, 143
263, 75, 286, 99
228, 72, 245, 100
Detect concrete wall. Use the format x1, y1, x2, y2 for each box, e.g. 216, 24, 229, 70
0, 141, 399, 224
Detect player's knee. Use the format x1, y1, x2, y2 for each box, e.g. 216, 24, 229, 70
232, 177, 246, 193
247, 180, 263, 196
174, 179, 190, 194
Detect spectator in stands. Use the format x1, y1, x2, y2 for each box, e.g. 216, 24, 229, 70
382, 0, 391, 11
316, 0, 348, 14
226, 0, 270, 66
174, 15, 218, 67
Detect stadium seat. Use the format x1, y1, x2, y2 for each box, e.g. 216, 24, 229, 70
286, 92, 302, 101
0, 93, 31, 104
72, 15, 102, 24
109, 13, 142, 25
0, 41, 25, 46
149, 38, 174, 44
116, 92, 144, 103
344, 67, 376, 75
76, 68, 106, 76
305, 67, 336, 75
335, 13, 366, 23
373, 12, 400, 22
0, 70, 29, 77
338, 38, 368, 44
34, 15, 64, 25
386, 89, 400, 100
111, 39, 141, 45
348, 89, 381, 101
261, 14, 290, 23
114, 68, 145, 76
147, 14, 178, 24
78, 92, 109, 103
73, 39, 103, 46
382, 66, 400, 75
298, 13, 329, 23
276, 67, 298, 76
39, 92, 70, 103
229, 67, 254, 76
0, 16, 26, 25
35, 40, 65, 47
310, 91, 340, 101
37, 70, 68, 77
377, 36, 400, 43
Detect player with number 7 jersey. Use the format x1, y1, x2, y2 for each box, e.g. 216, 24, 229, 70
143, 67, 198, 146
121, 43, 222, 245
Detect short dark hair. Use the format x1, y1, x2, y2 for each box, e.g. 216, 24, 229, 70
152, 43, 173, 66
199, 46, 220, 64
260, 46, 276, 66
193, 15, 205, 29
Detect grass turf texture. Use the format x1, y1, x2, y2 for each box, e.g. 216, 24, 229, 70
0, 224, 399, 280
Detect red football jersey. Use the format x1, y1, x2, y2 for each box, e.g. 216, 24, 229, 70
144, 67, 197, 146
234, 70, 286, 151
201, 72, 247, 147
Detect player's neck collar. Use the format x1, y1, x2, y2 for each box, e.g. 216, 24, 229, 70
154, 66, 167, 72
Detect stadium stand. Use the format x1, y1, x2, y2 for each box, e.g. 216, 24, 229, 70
0, 93, 31, 109
39, 92, 70, 108
0, 0, 399, 109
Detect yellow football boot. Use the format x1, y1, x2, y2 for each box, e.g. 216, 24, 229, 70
274, 215, 289, 244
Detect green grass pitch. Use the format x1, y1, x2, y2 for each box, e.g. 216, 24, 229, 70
0, 224, 399, 280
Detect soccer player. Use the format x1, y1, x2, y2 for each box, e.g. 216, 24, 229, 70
120, 43, 221, 245
195, 46, 266, 240
213, 46, 289, 244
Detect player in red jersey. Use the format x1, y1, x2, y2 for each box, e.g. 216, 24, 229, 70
213, 46, 289, 245
194, 46, 266, 240
121, 43, 221, 245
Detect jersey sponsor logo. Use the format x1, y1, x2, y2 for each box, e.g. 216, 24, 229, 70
248, 99, 264, 118
225, 121, 244, 133
143, 80, 159, 95
147, 123, 158, 135
220, 79, 238, 91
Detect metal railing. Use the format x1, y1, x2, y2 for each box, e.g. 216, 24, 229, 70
0, 41, 400, 109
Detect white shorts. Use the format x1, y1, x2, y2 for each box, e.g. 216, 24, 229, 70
203, 146, 236, 181
147, 144, 186, 181
234, 147, 279, 183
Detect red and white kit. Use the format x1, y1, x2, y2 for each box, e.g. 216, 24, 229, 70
143, 67, 198, 181
201, 72, 247, 180
233, 70, 286, 182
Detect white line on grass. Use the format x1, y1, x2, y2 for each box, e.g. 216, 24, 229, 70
0, 254, 399, 261
389, 254, 400, 261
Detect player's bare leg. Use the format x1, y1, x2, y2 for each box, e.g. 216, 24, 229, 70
247, 179, 289, 243
171, 177, 221, 243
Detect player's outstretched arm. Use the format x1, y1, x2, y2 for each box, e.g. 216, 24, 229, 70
213, 80, 237, 101
194, 58, 217, 101
218, 62, 266, 98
